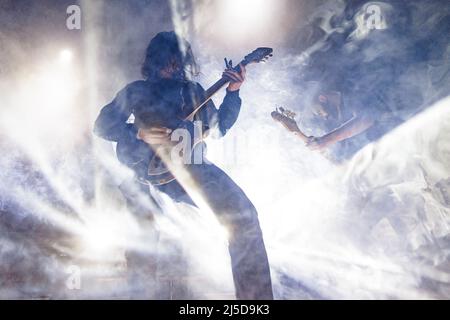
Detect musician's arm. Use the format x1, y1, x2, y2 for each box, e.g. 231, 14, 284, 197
217, 89, 242, 135
309, 114, 374, 149
195, 84, 242, 137
216, 63, 246, 135
93, 85, 136, 142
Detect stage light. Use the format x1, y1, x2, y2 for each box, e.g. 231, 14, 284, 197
59, 49, 73, 64
0, 47, 82, 160
213, 0, 282, 45
81, 222, 119, 257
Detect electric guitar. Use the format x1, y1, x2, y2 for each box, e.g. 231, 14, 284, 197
271, 107, 344, 163
117, 47, 274, 186
271, 107, 312, 143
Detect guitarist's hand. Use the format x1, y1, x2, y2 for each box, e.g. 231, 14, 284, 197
223, 63, 246, 92
137, 127, 173, 146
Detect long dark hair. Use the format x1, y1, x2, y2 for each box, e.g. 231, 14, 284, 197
141, 31, 199, 80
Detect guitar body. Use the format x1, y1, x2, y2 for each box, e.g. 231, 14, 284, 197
116, 132, 176, 186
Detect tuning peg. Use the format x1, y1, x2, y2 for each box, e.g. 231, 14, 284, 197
288, 110, 297, 118
224, 58, 233, 69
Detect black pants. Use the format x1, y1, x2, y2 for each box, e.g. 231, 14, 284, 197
121, 162, 273, 300
157, 163, 273, 300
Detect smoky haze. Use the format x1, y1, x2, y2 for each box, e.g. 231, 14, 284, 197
0, 0, 449, 299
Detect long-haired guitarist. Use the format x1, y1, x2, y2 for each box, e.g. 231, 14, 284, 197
94, 31, 273, 300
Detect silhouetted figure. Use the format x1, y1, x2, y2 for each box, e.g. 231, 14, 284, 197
94, 31, 273, 300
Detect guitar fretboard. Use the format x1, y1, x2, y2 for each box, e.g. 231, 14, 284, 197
184, 62, 247, 121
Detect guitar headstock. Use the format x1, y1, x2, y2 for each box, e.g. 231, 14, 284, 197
243, 47, 273, 65
271, 107, 300, 133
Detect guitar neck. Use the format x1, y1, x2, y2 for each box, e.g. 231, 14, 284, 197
271, 110, 311, 143
294, 130, 310, 143
283, 123, 310, 143
184, 60, 247, 121
204, 77, 230, 100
